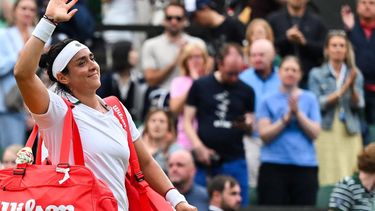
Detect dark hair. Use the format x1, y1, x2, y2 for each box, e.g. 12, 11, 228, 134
216, 43, 243, 64
164, 2, 187, 17
358, 143, 375, 173
112, 41, 133, 73
39, 38, 74, 93
142, 108, 176, 139
207, 175, 239, 199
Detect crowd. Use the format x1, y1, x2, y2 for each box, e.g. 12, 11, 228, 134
1, 0, 375, 210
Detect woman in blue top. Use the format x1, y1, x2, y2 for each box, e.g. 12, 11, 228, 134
257, 56, 321, 205
308, 30, 364, 187
0, 0, 37, 149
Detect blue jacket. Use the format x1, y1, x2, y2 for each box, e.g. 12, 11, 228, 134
308, 63, 364, 134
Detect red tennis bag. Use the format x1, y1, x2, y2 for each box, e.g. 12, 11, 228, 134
0, 100, 118, 211
105, 96, 174, 211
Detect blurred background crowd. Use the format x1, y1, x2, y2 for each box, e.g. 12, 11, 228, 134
1, 0, 375, 210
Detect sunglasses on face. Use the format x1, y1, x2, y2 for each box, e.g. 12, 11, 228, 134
166, 15, 184, 22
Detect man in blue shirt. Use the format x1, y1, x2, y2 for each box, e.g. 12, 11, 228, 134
239, 39, 280, 188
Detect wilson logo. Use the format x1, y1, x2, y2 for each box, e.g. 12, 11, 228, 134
0, 199, 74, 211
112, 105, 127, 129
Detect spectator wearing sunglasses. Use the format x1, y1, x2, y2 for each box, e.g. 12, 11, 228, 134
141, 2, 205, 116
141, 2, 205, 92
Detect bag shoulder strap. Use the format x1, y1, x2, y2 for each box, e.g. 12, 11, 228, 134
104, 96, 143, 178
24, 98, 85, 165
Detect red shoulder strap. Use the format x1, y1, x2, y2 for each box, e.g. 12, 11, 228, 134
25, 99, 85, 165
104, 96, 143, 179
58, 99, 85, 165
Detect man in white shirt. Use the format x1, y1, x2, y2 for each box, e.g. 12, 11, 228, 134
141, 2, 205, 90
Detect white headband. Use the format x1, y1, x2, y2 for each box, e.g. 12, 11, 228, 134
52, 41, 88, 79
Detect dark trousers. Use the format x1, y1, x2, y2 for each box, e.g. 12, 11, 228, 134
257, 163, 318, 206
365, 90, 375, 124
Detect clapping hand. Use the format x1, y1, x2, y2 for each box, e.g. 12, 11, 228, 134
45, 0, 78, 23
289, 94, 299, 114
337, 69, 357, 97
286, 25, 307, 45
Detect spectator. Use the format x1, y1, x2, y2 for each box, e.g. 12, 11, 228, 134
2, 144, 22, 169
184, 43, 255, 206
244, 18, 281, 66
190, 0, 245, 58
0, 0, 37, 150
141, 2, 205, 113
267, 0, 327, 87
97, 40, 147, 124
168, 149, 209, 211
341, 0, 375, 143
0, 0, 14, 28
257, 56, 321, 206
142, 108, 180, 172
239, 39, 281, 188
169, 42, 212, 150
207, 175, 242, 211
142, 2, 205, 90
328, 143, 375, 211
308, 30, 364, 187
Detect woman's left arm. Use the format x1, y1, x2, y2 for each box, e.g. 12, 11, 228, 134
134, 138, 197, 211
349, 70, 364, 108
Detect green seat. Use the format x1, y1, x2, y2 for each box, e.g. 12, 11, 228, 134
249, 187, 258, 205
316, 185, 334, 208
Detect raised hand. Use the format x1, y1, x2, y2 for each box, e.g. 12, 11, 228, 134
341, 5, 355, 30
45, 0, 78, 23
